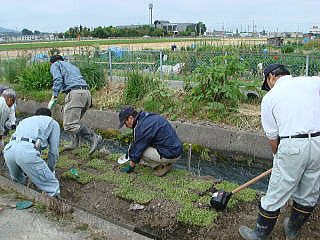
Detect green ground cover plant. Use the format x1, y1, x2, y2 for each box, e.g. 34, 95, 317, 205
56, 156, 79, 169
115, 184, 157, 204
177, 202, 218, 227
72, 147, 91, 161
97, 171, 133, 185
55, 146, 257, 227
215, 181, 256, 209
85, 159, 112, 170
61, 168, 96, 184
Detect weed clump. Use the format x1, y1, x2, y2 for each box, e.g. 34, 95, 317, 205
85, 159, 111, 170
115, 185, 156, 204
177, 203, 218, 227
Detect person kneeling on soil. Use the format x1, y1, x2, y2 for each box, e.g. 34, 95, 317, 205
118, 106, 183, 177
4, 108, 60, 197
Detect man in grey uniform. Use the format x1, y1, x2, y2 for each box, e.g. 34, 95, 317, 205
0, 85, 17, 134
239, 64, 320, 239
0, 89, 16, 149
48, 55, 101, 155
4, 108, 60, 197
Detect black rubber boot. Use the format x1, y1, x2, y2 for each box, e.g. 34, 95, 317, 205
283, 201, 314, 240
78, 126, 102, 155
239, 205, 279, 240
63, 133, 80, 151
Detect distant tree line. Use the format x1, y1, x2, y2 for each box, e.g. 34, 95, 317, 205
20, 22, 206, 38
21, 28, 40, 35
54, 22, 206, 39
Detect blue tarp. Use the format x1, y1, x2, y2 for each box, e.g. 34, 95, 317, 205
108, 46, 124, 57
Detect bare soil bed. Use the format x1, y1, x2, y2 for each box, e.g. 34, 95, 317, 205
0, 142, 319, 240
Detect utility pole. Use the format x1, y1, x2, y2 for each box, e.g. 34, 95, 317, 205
252, 18, 255, 34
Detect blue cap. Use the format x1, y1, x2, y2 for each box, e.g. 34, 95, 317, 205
262, 64, 284, 91
118, 106, 135, 128
50, 55, 64, 63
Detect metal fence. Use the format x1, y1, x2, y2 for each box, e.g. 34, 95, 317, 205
0, 48, 319, 83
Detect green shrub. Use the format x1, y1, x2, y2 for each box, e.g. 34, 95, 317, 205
123, 71, 161, 103
281, 44, 295, 54
186, 55, 245, 117
143, 86, 176, 114
75, 61, 105, 90
18, 62, 52, 90
0, 58, 27, 83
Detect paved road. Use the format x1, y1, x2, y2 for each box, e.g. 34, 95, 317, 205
0, 194, 101, 240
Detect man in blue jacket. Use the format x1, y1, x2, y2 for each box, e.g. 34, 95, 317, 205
118, 106, 183, 177
48, 55, 101, 155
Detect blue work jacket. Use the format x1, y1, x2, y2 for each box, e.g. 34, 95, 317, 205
129, 111, 183, 163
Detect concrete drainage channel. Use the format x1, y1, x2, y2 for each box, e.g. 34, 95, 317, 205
17, 100, 273, 192
4, 99, 275, 238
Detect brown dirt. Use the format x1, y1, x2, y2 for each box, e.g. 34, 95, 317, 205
1, 148, 319, 240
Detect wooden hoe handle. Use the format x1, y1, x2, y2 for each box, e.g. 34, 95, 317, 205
231, 168, 272, 194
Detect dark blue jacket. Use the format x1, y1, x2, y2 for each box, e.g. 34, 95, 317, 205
129, 111, 183, 163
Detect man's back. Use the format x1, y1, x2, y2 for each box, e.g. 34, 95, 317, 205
262, 75, 320, 137
13, 115, 60, 148
134, 111, 182, 159
50, 61, 88, 89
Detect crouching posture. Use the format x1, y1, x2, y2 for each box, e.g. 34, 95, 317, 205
4, 108, 60, 197
48, 55, 101, 155
118, 106, 183, 177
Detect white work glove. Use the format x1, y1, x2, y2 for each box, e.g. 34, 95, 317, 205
48, 97, 58, 110
117, 153, 130, 165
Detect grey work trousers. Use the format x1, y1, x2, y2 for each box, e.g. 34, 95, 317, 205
63, 89, 91, 133
4, 142, 60, 197
261, 136, 320, 211
140, 147, 180, 168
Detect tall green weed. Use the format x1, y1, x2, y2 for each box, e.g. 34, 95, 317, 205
75, 61, 106, 90
123, 71, 161, 104
0, 58, 27, 83
18, 62, 52, 90
186, 55, 245, 118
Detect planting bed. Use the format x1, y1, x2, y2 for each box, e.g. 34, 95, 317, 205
0, 140, 319, 239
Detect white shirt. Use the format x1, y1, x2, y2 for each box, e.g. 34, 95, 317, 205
261, 75, 320, 140
0, 96, 11, 135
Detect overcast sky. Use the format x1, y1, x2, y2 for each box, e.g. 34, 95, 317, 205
1, 0, 319, 33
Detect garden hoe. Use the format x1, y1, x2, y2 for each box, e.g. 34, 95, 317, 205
0, 201, 33, 211
210, 168, 272, 211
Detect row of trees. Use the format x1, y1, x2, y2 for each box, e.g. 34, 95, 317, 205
56, 22, 206, 39
21, 29, 41, 35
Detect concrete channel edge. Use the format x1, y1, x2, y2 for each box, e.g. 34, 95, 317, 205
0, 175, 152, 240
17, 99, 273, 161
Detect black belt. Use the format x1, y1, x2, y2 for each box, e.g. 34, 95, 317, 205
64, 86, 88, 94
280, 132, 320, 140
12, 137, 36, 144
